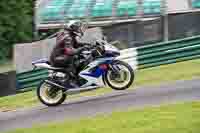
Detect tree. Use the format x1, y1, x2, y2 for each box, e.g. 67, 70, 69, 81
0, 0, 33, 61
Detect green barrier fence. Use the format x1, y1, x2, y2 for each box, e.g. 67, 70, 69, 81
16, 69, 48, 90
16, 35, 200, 90
137, 35, 200, 68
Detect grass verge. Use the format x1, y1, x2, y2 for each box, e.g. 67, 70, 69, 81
7, 101, 200, 133
1, 59, 200, 111
0, 60, 15, 73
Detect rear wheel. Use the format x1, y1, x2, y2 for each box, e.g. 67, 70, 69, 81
105, 60, 134, 90
37, 80, 66, 106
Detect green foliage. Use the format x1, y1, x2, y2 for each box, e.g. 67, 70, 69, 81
0, 0, 33, 60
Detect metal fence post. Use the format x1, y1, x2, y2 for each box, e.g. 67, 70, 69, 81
163, 0, 169, 42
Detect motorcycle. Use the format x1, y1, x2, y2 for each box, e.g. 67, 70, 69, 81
32, 38, 135, 106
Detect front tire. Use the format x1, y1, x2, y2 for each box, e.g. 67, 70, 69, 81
37, 80, 66, 107
105, 60, 134, 90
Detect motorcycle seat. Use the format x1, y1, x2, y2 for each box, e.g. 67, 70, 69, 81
32, 58, 67, 72
32, 58, 50, 65
48, 66, 65, 71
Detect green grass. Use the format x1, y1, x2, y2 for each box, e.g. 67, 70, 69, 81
135, 58, 200, 86
0, 91, 37, 112
1, 59, 200, 111
7, 101, 200, 133
0, 60, 15, 73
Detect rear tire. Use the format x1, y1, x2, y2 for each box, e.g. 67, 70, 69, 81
37, 80, 66, 107
105, 60, 134, 90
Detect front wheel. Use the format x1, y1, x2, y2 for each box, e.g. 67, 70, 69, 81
37, 80, 66, 107
105, 60, 134, 90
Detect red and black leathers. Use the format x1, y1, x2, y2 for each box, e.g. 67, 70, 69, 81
50, 29, 85, 69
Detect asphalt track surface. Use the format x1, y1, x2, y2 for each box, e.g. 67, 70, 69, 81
0, 79, 200, 132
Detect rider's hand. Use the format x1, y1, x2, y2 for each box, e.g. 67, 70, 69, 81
77, 46, 90, 54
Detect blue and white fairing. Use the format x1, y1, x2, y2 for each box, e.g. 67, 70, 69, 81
79, 41, 120, 87
79, 58, 113, 87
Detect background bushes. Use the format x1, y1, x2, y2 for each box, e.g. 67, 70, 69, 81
0, 0, 34, 62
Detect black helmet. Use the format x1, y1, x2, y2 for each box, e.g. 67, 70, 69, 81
66, 20, 88, 36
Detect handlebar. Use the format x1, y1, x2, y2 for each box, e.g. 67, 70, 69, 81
81, 38, 107, 54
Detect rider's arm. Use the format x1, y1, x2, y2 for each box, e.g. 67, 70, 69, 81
63, 38, 87, 56
64, 47, 87, 56
63, 32, 90, 56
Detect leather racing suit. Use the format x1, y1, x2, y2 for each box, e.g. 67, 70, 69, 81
50, 29, 87, 75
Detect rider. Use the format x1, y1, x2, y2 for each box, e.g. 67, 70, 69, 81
50, 20, 89, 85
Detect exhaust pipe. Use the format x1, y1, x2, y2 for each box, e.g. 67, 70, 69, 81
66, 86, 100, 95
45, 80, 101, 95
45, 80, 65, 89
